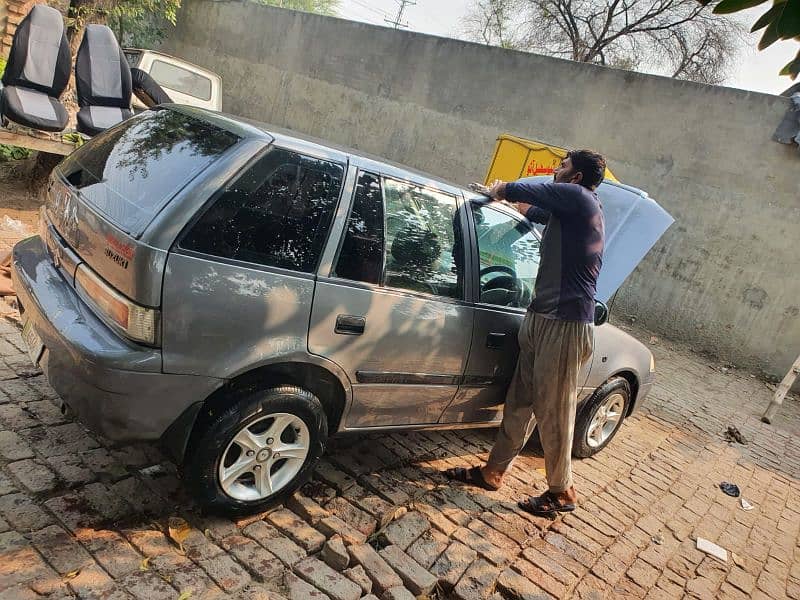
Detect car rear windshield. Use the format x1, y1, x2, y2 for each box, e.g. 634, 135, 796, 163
58, 109, 239, 237
150, 59, 213, 101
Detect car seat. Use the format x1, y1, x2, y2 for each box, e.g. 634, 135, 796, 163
75, 24, 133, 135
386, 223, 441, 293
130, 67, 172, 108
0, 5, 71, 132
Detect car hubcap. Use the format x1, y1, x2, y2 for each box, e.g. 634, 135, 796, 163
218, 412, 310, 501
586, 393, 625, 449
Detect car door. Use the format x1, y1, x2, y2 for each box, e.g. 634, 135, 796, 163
308, 171, 474, 429
162, 145, 346, 378
439, 199, 592, 424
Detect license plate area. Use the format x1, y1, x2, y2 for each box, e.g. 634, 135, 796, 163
21, 319, 44, 366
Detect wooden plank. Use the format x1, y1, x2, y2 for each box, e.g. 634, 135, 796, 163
0, 129, 76, 156
762, 352, 800, 424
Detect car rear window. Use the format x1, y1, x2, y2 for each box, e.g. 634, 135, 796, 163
59, 109, 239, 237
181, 147, 344, 273
150, 59, 213, 101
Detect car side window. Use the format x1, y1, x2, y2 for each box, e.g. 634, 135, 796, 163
333, 172, 384, 284
472, 203, 540, 308
382, 178, 462, 300
181, 147, 344, 273
333, 173, 463, 300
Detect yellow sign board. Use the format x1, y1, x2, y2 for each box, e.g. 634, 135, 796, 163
484, 134, 618, 184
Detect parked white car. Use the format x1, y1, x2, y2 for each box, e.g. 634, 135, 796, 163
124, 49, 222, 112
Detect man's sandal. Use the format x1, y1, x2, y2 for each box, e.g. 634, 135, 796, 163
443, 466, 499, 491
518, 491, 576, 518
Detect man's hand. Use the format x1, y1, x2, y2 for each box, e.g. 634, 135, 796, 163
468, 182, 492, 196
469, 179, 508, 200
511, 201, 534, 217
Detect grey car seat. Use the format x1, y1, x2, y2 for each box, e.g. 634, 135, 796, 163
75, 24, 133, 136
0, 5, 71, 132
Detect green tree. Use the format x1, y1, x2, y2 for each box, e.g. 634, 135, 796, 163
66, 0, 181, 51
107, 0, 182, 47
697, 0, 800, 79
251, 0, 340, 16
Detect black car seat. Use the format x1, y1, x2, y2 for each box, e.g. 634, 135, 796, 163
75, 24, 133, 136
0, 5, 71, 132
130, 67, 172, 108
386, 223, 442, 294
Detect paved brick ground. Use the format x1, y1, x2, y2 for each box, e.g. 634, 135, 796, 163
0, 311, 798, 599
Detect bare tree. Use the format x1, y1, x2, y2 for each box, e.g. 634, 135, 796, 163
462, 0, 745, 84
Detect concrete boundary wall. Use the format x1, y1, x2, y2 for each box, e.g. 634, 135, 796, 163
161, 0, 800, 381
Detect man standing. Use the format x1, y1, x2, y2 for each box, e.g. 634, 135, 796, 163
445, 150, 606, 517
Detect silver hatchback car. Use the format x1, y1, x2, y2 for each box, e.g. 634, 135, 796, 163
12, 107, 672, 515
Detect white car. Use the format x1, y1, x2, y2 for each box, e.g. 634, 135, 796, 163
124, 49, 222, 112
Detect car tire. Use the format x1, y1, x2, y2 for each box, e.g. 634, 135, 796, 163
572, 377, 631, 458
183, 385, 327, 516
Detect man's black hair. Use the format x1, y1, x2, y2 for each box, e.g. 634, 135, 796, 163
568, 149, 606, 189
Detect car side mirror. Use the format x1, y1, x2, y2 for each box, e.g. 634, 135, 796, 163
594, 301, 609, 326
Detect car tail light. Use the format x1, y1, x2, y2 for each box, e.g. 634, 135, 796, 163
75, 264, 159, 346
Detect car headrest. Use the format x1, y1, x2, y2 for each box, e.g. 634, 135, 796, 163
391, 223, 441, 268
1, 5, 71, 97
75, 24, 132, 108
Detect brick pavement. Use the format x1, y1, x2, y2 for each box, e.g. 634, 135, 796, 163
0, 312, 798, 599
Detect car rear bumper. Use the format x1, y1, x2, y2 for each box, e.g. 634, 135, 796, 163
11, 236, 223, 442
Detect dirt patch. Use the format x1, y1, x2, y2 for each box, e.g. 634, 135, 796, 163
0, 156, 35, 182
0, 175, 43, 313
0, 179, 42, 234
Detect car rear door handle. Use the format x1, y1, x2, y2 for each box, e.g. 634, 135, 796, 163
335, 314, 366, 335
486, 332, 506, 349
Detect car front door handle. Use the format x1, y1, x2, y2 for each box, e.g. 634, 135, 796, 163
335, 314, 366, 335
486, 332, 506, 349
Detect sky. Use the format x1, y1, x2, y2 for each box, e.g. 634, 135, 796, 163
336, 0, 797, 96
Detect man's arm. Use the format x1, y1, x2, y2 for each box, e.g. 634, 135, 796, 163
506, 181, 586, 218
487, 180, 585, 218
524, 205, 551, 225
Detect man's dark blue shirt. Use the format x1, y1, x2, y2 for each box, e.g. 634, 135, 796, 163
505, 181, 605, 323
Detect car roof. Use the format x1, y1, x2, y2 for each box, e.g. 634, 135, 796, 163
166, 105, 471, 197
165, 105, 655, 213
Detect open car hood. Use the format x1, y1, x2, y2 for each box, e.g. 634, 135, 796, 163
519, 176, 674, 302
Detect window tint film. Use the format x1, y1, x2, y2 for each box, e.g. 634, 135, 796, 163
181, 147, 344, 273
334, 171, 383, 284
58, 109, 239, 236
150, 59, 212, 101
472, 203, 540, 308
383, 178, 462, 300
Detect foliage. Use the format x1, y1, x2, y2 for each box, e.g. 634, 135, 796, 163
250, 0, 340, 16
697, 0, 800, 79
108, 0, 182, 47
66, 0, 181, 48
0, 145, 31, 161
463, 0, 746, 85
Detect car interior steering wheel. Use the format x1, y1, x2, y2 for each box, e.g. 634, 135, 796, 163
479, 265, 523, 306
